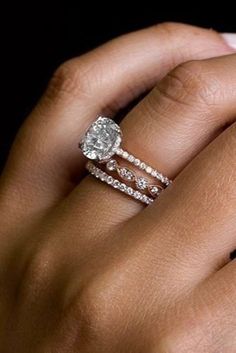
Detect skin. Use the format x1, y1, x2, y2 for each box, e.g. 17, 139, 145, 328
0, 22, 236, 352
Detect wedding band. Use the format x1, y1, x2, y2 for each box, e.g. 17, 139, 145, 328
105, 159, 164, 197
86, 161, 154, 205
79, 116, 172, 186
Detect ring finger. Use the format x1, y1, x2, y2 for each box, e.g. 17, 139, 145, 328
65, 53, 236, 239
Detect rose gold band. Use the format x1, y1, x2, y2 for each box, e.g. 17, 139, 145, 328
86, 161, 154, 205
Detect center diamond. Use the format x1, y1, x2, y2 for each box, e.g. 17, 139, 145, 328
79, 117, 122, 161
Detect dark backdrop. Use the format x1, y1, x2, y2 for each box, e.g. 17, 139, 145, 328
1, 4, 236, 171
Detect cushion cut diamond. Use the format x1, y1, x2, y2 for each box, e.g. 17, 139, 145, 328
79, 117, 122, 161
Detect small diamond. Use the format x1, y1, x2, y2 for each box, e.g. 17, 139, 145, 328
100, 172, 107, 181
141, 195, 148, 203
128, 155, 135, 163
79, 117, 122, 161
98, 170, 104, 178
134, 191, 141, 200
119, 183, 126, 192
107, 176, 113, 184
116, 148, 123, 155
164, 177, 171, 185
135, 177, 148, 190
117, 167, 135, 181
145, 166, 152, 174
106, 159, 118, 171
159, 174, 164, 182
122, 151, 129, 159
86, 162, 92, 171
134, 158, 140, 166
149, 185, 161, 197
140, 162, 146, 170
113, 180, 120, 188
126, 187, 133, 195
144, 195, 153, 205
151, 170, 157, 177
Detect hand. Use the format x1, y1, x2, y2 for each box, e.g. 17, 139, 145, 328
1, 23, 236, 352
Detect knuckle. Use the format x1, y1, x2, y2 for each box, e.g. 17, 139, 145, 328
45, 59, 93, 101
156, 60, 217, 109
61, 277, 120, 351
153, 22, 190, 39
153, 22, 228, 58
16, 246, 56, 304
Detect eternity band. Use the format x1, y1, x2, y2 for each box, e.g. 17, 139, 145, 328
105, 159, 163, 198
86, 161, 154, 205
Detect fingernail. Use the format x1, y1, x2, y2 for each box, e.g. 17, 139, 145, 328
221, 33, 236, 50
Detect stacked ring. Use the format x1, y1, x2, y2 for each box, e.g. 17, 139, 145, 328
86, 161, 154, 205
79, 116, 172, 204
105, 159, 164, 198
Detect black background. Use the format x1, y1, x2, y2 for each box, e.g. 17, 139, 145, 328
1, 4, 236, 171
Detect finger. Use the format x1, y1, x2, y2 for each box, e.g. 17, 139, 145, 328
67, 50, 236, 238
152, 260, 236, 352
1, 23, 233, 219
190, 260, 236, 350
134, 118, 236, 283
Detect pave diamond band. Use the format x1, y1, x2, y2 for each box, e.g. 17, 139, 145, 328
86, 161, 154, 205
105, 159, 163, 197
116, 148, 171, 186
